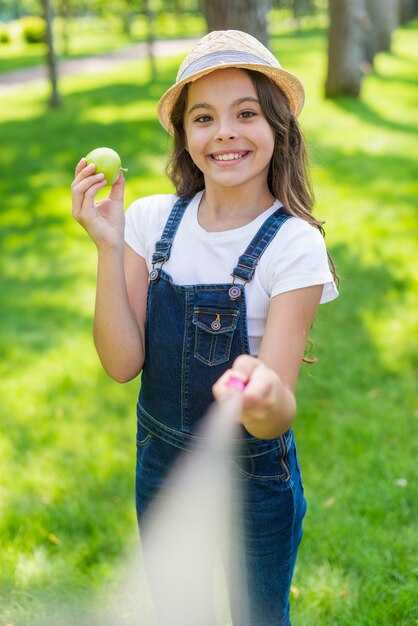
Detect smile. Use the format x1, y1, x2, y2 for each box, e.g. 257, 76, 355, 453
211, 151, 249, 162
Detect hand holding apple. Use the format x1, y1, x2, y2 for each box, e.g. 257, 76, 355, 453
71, 148, 126, 251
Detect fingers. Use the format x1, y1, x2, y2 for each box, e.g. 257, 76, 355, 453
213, 369, 245, 402
71, 160, 107, 218
81, 176, 107, 203
72, 161, 100, 189
212, 355, 257, 402
213, 355, 280, 417
75, 170, 106, 195
230, 354, 259, 380
242, 364, 279, 410
74, 157, 87, 176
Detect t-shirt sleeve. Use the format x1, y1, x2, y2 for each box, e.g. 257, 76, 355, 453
124, 194, 178, 267
267, 218, 338, 304
124, 198, 147, 258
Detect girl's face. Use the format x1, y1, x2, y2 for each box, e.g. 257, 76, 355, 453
183, 68, 275, 194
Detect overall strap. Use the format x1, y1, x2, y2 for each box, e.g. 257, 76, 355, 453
232, 207, 292, 284
152, 196, 193, 266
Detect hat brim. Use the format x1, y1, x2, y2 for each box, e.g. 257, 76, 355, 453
157, 62, 305, 135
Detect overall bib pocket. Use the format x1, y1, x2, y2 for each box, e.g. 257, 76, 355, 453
192, 307, 239, 366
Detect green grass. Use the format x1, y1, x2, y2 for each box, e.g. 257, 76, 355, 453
0, 19, 417, 626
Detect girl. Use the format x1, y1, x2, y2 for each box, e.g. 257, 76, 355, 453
71, 30, 338, 626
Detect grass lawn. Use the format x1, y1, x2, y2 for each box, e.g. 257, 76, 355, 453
0, 18, 417, 626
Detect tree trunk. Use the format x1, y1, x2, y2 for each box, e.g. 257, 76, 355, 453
364, 0, 379, 64
41, 0, 61, 108
201, 0, 271, 47
59, 0, 71, 57
293, 0, 315, 18
376, 0, 399, 51
14, 0, 24, 19
145, 0, 157, 81
365, 0, 398, 64
122, 12, 135, 38
325, 0, 367, 98
292, 0, 315, 30
399, 0, 417, 23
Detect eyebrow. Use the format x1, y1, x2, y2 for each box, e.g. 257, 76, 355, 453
187, 96, 260, 115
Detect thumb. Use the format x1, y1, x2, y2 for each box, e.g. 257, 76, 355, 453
108, 171, 125, 202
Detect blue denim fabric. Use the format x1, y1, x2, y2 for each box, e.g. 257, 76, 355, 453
135, 198, 306, 625
227, 433, 306, 626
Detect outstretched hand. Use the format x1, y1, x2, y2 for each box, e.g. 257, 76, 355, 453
71, 158, 126, 250
213, 354, 293, 439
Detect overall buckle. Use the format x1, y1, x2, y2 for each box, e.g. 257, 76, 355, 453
228, 277, 246, 300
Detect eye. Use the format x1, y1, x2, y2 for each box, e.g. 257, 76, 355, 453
238, 110, 256, 119
194, 114, 212, 123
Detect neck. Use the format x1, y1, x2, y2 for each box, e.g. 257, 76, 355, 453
199, 183, 276, 232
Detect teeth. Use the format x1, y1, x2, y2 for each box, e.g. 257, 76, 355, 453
213, 152, 244, 161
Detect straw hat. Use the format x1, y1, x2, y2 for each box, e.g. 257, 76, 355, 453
157, 29, 305, 134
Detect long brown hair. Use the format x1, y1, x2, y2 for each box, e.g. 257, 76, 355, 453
166, 68, 337, 280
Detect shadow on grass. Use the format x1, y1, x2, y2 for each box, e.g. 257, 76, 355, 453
329, 95, 417, 135
269, 28, 327, 65
311, 143, 418, 214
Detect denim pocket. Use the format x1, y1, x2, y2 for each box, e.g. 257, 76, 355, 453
136, 420, 152, 447
294, 445, 304, 492
231, 436, 291, 483
192, 307, 239, 366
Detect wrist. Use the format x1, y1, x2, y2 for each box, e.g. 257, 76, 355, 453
96, 240, 125, 257
242, 386, 296, 439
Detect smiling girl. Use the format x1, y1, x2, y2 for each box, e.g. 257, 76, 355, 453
71, 30, 338, 626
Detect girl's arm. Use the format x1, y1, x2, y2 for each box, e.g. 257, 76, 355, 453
92, 244, 148, 382
71, 158, 147, 382
213, 284, 323, 439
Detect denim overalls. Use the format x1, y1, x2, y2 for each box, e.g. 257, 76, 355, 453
135, 197, 307, 626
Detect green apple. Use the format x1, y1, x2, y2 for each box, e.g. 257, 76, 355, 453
85, 147, 126, 186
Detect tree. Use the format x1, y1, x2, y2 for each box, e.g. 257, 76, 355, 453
57, 0, 71, 57
376, 0, 399, 51
293, 0, 315, 19
325, 0, 368, 98
399, 0, 418, 23
364, 0, 399, 65
145, 0, 157, 81
201, 0, 271, 46
363, 0, 380, 64
41, 0, 61, 107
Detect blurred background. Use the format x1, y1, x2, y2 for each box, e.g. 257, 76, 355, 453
0, 1, 417, 625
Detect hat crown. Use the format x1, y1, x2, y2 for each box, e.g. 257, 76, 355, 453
157, 29, 305, 134
176, 30, 280, 83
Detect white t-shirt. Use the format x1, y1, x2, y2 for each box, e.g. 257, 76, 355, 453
125, 191, 338, 355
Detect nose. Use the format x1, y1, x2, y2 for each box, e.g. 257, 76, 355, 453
214, 118, 237, 142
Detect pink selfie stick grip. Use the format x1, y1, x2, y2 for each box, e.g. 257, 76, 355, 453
227, 376, 246, 391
